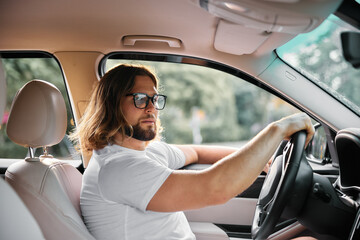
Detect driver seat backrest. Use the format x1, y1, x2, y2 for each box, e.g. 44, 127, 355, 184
5, 80, 95, 240
0, 60, 45, 240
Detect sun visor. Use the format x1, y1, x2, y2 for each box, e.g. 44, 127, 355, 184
214, 20, 270, 55
201, 0, 343, 55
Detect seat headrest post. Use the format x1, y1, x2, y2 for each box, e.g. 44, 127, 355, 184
43, 146, 48, 156
25, 147, 40, 162
29, 147, 34, 158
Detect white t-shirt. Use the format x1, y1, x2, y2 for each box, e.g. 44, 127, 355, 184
80, 141, 196, 240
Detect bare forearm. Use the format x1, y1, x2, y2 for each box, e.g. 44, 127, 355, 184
204, 122, 283, 202
202, 112, 314, 204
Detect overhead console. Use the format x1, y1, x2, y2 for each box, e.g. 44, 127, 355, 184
198, 0, 343, 55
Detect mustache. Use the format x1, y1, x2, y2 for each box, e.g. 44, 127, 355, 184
139, 114, 157, 121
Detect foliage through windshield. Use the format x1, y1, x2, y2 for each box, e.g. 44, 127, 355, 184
277, 15, 360, 116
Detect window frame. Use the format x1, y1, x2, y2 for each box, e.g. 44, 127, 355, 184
100, 52, 342, 167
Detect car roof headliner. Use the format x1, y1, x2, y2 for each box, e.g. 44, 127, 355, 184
0, 0, 216, 52
0, 0, 345, 76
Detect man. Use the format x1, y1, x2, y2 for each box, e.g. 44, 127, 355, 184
72, 64, 315, 239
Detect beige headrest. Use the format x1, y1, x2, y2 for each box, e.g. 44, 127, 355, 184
6, 80, 67, 148
0, 60, 6, 122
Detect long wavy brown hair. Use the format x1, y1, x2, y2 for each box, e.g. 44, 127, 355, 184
70, 64, 160, 154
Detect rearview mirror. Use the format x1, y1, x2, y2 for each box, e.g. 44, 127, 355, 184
341, 32, 360, 69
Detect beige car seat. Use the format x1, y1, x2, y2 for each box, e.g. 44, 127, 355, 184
0, 61, 45, 239
5, 80, 95, 240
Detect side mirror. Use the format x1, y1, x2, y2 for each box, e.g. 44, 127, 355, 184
306, 124, 330, 164
341, 32, 360, 69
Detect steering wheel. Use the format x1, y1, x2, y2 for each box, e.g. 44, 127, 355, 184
251, 130, 307, 240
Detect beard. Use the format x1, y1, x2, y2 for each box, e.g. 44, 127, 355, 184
131, 123, 156, 141
124, 117, 157, 141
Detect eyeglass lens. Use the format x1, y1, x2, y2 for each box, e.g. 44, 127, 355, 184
134, 93, 166, 110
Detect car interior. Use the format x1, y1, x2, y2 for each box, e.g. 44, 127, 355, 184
0, 58, 45, 240
1, 0, 360, 240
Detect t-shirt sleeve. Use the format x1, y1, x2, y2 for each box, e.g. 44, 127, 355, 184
98, 156, 172, 212
147, 141, 186, 170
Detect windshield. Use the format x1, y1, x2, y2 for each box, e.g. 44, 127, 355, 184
277, 14, 360, 116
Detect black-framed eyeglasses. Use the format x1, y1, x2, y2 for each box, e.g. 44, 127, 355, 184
126, 93, 167, 110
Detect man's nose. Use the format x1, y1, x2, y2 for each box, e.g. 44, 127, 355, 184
145, 100, 157, 113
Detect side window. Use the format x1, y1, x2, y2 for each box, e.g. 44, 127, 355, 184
0, 53, 80, 161
105, 59, 300, 146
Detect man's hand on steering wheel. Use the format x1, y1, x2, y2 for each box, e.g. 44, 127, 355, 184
275, 113, 315, 146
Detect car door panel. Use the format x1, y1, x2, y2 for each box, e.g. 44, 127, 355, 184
185, 197, 257, 226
